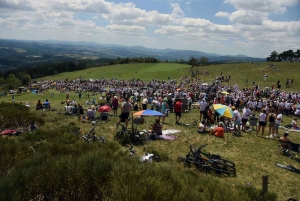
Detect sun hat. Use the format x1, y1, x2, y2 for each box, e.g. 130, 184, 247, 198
231, 106, 235, 109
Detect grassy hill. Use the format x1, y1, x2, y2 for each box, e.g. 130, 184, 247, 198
1, 62, 300, 200
44, 62, 300, 92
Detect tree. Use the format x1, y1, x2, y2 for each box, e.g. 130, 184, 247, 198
199, 56, 209, 66
188, 57, 198, 67
296, 49, 300, 59
15, 72, 31, 86
6, 74, 21, 90
266, 51, 278, 62
0, 77, 6, 85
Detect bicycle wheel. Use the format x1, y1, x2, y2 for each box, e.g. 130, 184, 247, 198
208, 165, 230, 177
114, 131, 126, 144
214, 158, 235, 168
209, 160, 236, 175
189, 145, 198, 156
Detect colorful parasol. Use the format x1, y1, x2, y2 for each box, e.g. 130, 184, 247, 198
213, 104, 233, 118
98, 105, 112, 112
133, 109, 165, 116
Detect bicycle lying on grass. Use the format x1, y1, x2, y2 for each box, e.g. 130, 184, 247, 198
182, 120, 198, 127
275, 162, 300, 174
127, 144, 159, 162
178, 144, 236, 177
68, 122, 106, 143
114, 123, 150, 145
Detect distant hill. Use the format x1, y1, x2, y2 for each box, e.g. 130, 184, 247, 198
0, 39, 265, 70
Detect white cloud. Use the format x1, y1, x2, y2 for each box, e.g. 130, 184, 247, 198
224, 0, 299, 14
105, 24, 146, 35
215, 11, 230, 18
0, 0, 299, 57
171, 2, 185, 18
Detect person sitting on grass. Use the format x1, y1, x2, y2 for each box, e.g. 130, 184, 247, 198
291, 118, 299, 129
210, 122, 225, 138
29, 121, 38, 132
279, 132, 291, 149
43, 99, 51, 111
198, 120, 208, 134
36, 100, 43, 111
148, 118, 163, 136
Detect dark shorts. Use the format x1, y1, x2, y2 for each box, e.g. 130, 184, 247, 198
175, 112, 181, 117
259, 121, 266, 126
112, 105, 118, 110
200, 110, 205, 115
120, 112, 129, 119
242, 118, 248, 124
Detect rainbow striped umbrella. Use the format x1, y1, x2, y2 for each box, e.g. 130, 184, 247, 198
133, 110, 165, 116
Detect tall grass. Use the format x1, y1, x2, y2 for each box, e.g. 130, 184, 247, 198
0, 127, 276, 201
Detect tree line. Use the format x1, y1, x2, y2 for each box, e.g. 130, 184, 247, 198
0, 57, 160, 90
266, 49, 300, 62
188, 56, 209, 67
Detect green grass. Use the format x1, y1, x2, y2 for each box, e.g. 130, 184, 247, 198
45, 63, 191, 81
44, 62, 300, 92
1, 62, 300, 200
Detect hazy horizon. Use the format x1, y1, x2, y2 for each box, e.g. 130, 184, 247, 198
0, 0, 299, 58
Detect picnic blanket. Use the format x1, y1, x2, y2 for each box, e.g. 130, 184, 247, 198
142, 129, 181, 141
279, 126, 300, 132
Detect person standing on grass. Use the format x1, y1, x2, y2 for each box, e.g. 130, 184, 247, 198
256, 109, 267, 137
174, 98, 182, 124
142, 96, 148, 110
232, 106, 241, 132
112, 96, 119, 117
273, 111, 283, 138
199, 99, 207, 121
267, 111, 276, 138
161, 98, 169, 123
241, 105, 252, 131
12, 93, 15, 103
117, 97, 132, 128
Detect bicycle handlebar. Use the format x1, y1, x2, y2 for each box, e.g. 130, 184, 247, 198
190, 144, 208, 151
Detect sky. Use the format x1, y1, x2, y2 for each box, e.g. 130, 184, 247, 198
0, 0, 299, 58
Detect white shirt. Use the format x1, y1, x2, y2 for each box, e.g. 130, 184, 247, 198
199, 101, 207, 111
242, 108, 251, 119
259, 113, 267, 122
233, 110, 241, 121
275, 114, 283, 125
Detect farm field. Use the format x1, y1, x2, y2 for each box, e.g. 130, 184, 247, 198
1, 62, 300, 200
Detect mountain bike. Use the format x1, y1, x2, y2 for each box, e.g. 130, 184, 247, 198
114, 124, 150, 145
275, 162, 300, 174
178, 144, 236, 176
183, 120, 198, 127
68, 124, 106, 143
189, 144, 235, 168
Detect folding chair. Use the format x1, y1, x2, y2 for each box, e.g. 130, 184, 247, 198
277, 140, 299, 161
99, 112, 109, 122
289, 142, 300, 161
249, 117, 258, 133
